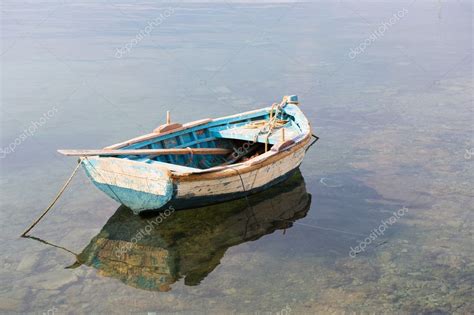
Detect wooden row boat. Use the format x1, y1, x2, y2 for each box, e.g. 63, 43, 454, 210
59, 95, 316, 214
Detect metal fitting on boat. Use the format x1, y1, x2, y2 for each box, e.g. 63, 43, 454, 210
286, 95, 299, 105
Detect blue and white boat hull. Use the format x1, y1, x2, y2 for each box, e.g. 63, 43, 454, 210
82, 157, 174, 213
76, 96, 314, 214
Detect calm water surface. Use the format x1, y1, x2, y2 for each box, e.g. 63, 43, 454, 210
0, 1, 473, 314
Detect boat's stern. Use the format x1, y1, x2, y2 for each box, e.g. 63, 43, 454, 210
81, 157, 173, 214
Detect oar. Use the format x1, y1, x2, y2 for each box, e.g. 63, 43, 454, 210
57, 148, 232, 157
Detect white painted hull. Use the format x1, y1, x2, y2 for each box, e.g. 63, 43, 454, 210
174, 144, 307, 199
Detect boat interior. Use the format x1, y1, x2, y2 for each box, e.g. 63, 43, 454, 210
112, 106, 305, 171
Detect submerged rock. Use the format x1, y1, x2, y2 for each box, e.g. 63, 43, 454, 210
16, 252, 41, 272
23, 270, 78, 290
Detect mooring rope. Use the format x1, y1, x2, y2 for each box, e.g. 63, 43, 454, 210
306, 133, 320, 152
255, 101, 285, 152
230, 167, 260, 237
21, 159, 83, 237
22, 235, 78, 256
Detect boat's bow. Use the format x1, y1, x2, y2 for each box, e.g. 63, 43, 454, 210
82, 157, 173, 213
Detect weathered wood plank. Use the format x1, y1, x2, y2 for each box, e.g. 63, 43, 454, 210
104, 118, 213, 150
104, 107, 271, 150
58, 148, 232, 157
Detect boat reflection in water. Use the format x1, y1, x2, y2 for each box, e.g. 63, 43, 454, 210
70, 170, 311, 292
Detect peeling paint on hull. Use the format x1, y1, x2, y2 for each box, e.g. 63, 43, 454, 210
78, 100, 314, 214
83, 160, 301, 214
82, 157, 174, 212
167, 167, 299, 210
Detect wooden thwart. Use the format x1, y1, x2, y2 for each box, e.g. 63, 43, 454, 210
58, 148, 232, 157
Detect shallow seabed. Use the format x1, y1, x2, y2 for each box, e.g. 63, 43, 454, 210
0, 1, 472, 314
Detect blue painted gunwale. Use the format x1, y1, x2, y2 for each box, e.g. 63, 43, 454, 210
120, 109, 280, 169
122, 108, 272, 149
109, 104, 306, 171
